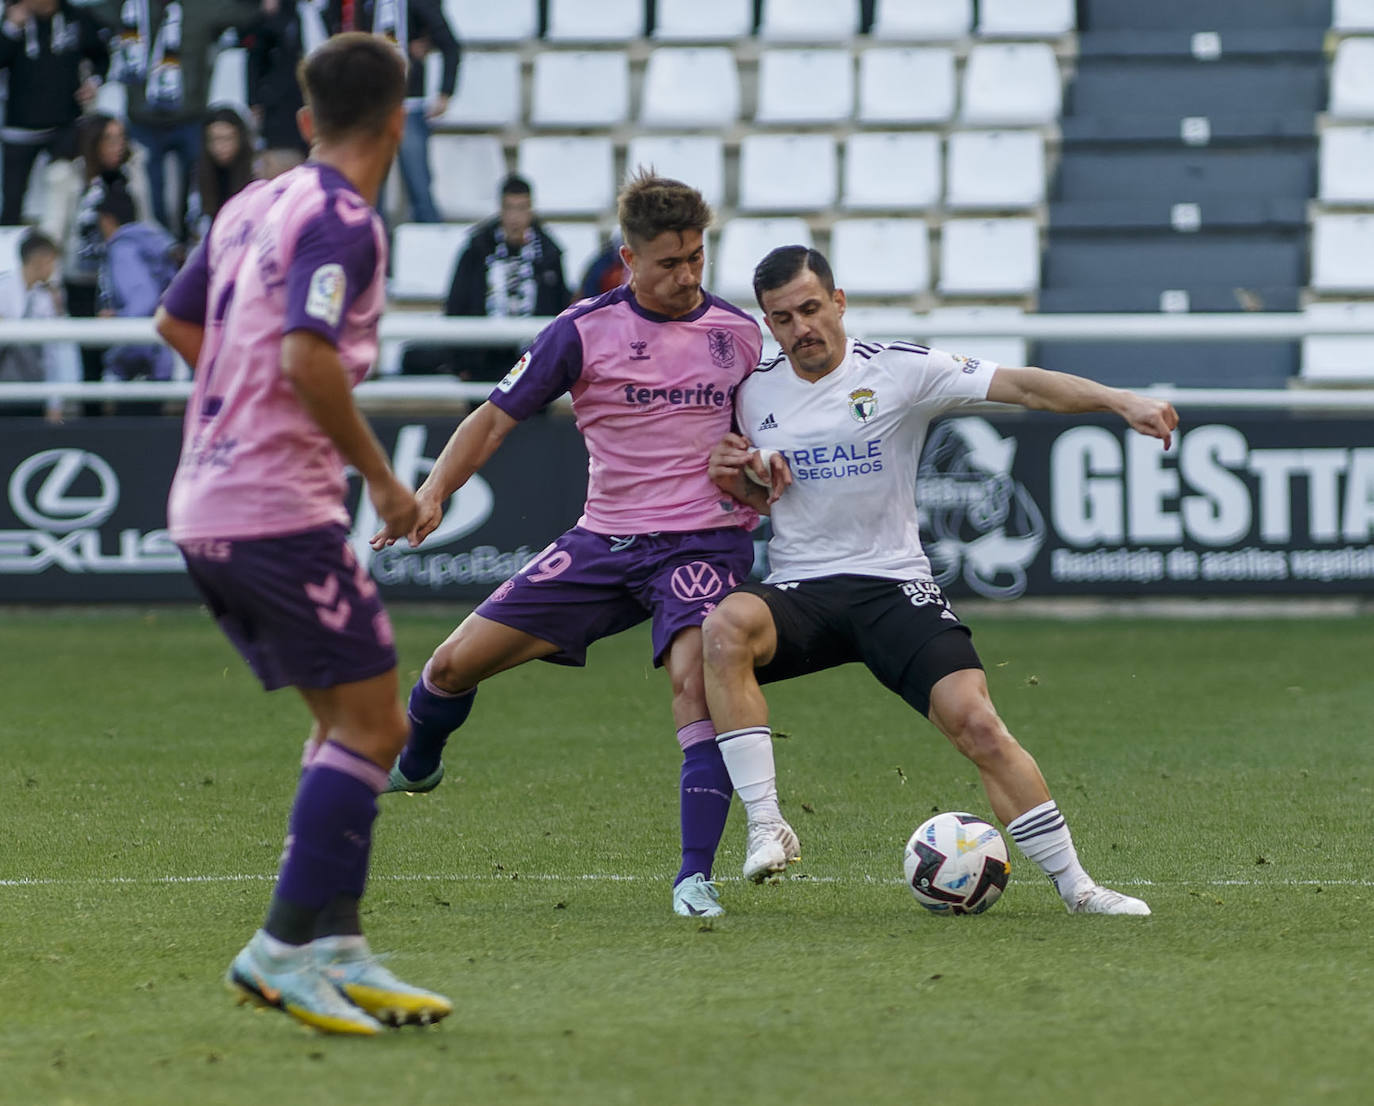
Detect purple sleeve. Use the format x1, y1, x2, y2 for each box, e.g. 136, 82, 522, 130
487, 313, 584, 421
283, 203, 379, 347
160, 240, 210, 324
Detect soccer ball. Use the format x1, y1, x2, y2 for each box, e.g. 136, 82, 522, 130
903, 811, 1010, 915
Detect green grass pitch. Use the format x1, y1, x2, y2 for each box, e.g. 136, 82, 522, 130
1, 608, 1371, 1105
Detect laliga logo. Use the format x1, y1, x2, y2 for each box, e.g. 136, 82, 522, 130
917, 418, 1045, 601
9, 449, 120, 531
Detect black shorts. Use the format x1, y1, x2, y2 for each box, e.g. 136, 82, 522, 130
736, 574, 983, 717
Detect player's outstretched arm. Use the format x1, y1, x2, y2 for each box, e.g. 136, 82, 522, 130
986, 365, 1179, 449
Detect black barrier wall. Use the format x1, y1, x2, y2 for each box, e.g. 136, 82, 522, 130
3, 411, 1373, 602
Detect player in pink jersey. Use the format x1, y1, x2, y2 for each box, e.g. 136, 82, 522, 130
371, 172, 764, 918
154, 33, 451, 1036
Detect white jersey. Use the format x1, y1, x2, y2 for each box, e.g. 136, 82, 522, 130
738, 338, 997, 584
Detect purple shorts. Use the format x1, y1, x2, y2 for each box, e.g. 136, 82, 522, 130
178, 523, 397, 691
476, 526, 754, 667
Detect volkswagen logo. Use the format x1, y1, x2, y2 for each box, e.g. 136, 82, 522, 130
669, 561, 724, 601
8, 449, 120, 532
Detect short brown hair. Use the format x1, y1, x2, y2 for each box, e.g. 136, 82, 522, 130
298, 32, 408, 143
617, 170, 712, 249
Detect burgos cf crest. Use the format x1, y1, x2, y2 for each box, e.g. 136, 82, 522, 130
848, 387, 878, 423
706, 328, 736, 368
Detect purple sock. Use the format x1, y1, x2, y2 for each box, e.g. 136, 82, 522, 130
674, 721, 733, 887
268, 741, 387, 941
397, 662, 476, 780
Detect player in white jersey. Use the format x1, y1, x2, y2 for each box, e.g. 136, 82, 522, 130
703, 245, 1179, 914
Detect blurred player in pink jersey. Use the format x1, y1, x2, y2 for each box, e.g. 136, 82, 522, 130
154, 33, 451, 1035
371, 172, 764, 918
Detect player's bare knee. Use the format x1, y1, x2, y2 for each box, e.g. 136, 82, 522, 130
951, 711, 1014, 768
702, 601, 758, 675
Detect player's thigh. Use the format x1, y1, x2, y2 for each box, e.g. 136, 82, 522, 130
640, 527, 756, 668
701, 589, 780, 670
297, 667, 408, 767
743, 579, 860, 686
430, 611, 563, 689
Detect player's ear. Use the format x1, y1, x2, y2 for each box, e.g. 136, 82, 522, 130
295, 105, 315, 146
834, 287, 846, 316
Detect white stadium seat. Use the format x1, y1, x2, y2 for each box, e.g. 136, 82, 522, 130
530, 51, 630, 128
858, 47, 956, 125
871, 0, 971, 40
640, 48, 740, 128
842, 132, 942, 211
1311, 213, 1374, 291
431, 51, 521, 128
93, 79, 128, 117
1329, 38, 1374, 119
738, 133, 838, 212
829, 219, 931, 297
1334, 0, 1374, 31
390, 223, 472, 301
977, 0, 1076, 37
1301, 302, 1374, 382
546, 0, 644, 42
758, 0, 860, 40
625, 135, 726, 208
652, 0, 753, 40
945, 130, 1046, 209
925, 305, 1029, 368
715, 217, 814, 301
517, 136, 615, 215
428, 135, 507, 221
938, 218, 1040, 296
442, 0, 538, 43
755, 49, 854, 125
1319, 127, 1374, 205
544, 221, 605, 291
961, 43, 1062, 126
207, 47, 248, 113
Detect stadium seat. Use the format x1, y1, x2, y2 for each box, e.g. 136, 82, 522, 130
1311, 213, 1374, 292
544, 221, 605, 291
1078, 0, 1331, 29
857, 47, 956, 125
758, 0, 860, 40
640, 48, 740, 128
431, 51, 522, 128
652, 0, 753, 40
738, 133, 837, 212
960, 43, 1062, 126
1329, 39, 1374, 119
754, 49, 854, 125
517, 137, 615, 215
441, 0, 538, 42
924, 305, 1029, 368
530, 52, 630, 127
1300, 302, 1374, 383
428, 135, 507, 221
1037, 284, 1301, 313
1076, 28, 1325, 59
93, 79, 127, 118
1054, 150, 1316, 201
1059, 112, 1317, 146
829, 219, 930, 298
1319, 127, 1374, 205
1034, 340, 1298, 388
715, 217, 814, 301
1071, 59, 1328, 116
545, 0, 643, 41
207, 47, 249, 113
625, 135, 725, 207
938, 218, 1040, 296
841, 132, 942, 211
390, 223, 472, 301
1044, 235, 1305, 291
945, 130, 1045, 210
1049, 198, 1307, 233
978, 0, 1075, 37
1334, 0, 1374, 31
870, 0, 971, 40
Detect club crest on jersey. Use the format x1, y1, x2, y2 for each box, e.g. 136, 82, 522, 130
952, 354, 983, 374
497, 351, 531, 393
706, 328, 736, 368
848, 387, 878, 424
305, 263, 345, 327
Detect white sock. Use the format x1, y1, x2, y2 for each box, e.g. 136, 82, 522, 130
716, 726, 780, 822
1006, 800, 1092, 904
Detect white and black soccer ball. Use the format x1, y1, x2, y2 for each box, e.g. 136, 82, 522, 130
903, 811, 1010, 915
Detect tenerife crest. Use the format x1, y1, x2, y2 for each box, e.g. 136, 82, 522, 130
706, 328, 736, 368
847, 387, 878, 424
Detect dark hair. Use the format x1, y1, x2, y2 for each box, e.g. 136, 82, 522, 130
78, 112, 127, 184
297, 32, 407, 143
752, 245, 835, 306
19, 229, 58, 264
617, 169, 712, 250
95, 186, 138, 227
197, 107, 256, 222
500, 174, 532, 200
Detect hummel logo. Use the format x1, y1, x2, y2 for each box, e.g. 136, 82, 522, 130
758, 412, 778, 431
629, 340, 650, 361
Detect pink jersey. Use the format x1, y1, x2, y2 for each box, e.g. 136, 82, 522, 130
161, 162, 388, 541
489, 286, 763, 534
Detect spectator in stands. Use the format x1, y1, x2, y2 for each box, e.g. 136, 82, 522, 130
243, 0, 314, 179
187, 105, 255, 239
577, 232, 627, 301
111, 0, 260, 237
0, 0, 110, 225
0, 230, 80, 421
95, 187, 177, 381
320, 0, 460, 223
438, 174, 570, 381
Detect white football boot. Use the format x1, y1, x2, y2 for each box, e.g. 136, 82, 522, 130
1068, 884, 1151, 916
742, 818, 801, 883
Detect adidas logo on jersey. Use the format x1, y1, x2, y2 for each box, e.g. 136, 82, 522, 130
758, 412, 778, 431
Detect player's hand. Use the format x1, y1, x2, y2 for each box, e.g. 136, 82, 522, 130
747, 447, 793, 505
708, 432, 755, 488
1122, 394, 1180, 450
367, 476, 418, 550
